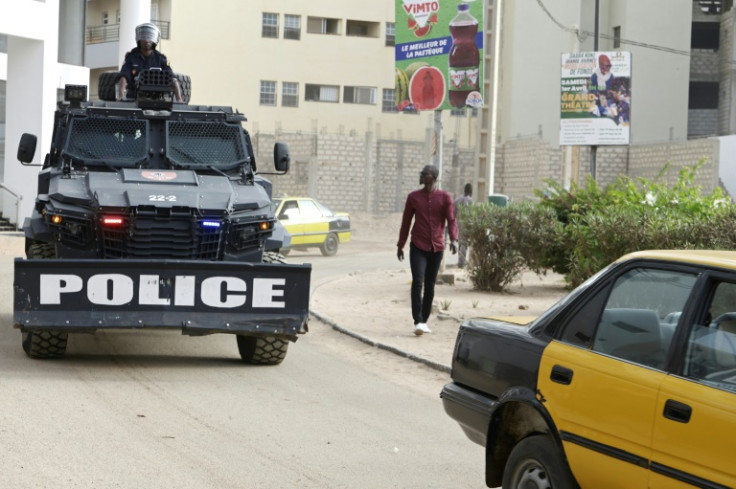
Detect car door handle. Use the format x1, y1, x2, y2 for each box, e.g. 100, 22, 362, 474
663, 399, 692, 423
550, 365, 574, 385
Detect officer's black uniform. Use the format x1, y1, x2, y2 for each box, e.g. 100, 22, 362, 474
118, 47, 174, 100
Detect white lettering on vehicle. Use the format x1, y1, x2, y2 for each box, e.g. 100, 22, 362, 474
39, 273, 287, 309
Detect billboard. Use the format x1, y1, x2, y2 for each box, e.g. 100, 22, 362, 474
560, 51, 631, 145
395, 0, 485, 112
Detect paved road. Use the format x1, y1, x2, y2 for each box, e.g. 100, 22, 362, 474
0, 237, 486, 489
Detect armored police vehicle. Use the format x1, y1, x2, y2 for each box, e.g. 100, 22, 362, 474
13, 70, 310, 365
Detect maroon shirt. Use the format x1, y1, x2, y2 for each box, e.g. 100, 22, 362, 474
397, 188, 458, 252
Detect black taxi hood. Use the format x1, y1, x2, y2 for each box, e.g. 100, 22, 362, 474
48, 169, 270, 212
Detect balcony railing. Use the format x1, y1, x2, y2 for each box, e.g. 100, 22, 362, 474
86, 20, 170, 44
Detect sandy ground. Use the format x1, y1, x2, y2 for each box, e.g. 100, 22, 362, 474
310, 212, 570, 372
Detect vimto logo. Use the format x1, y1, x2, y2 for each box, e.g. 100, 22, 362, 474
403, 0, 439, 38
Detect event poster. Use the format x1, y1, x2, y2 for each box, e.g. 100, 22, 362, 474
394, 0, 485, 112
559, 51, 631, 145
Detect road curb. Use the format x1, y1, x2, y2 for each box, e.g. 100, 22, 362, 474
309, 309, 451, 374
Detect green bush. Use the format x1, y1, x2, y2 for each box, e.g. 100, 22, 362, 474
459, 202, 560, 292
536, 160, 736, 287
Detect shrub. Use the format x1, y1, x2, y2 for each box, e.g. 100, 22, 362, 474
537, 160, 736, 287
460, 202, 560, 292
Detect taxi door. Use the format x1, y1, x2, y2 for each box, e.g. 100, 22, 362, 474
277, 200, 306, 244
649, 277, 736, 489
538, 342, 659, 489
293, 199, 329, 246
538, 266, 699, 488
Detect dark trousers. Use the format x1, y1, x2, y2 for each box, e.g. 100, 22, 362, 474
409, 243, 444, 324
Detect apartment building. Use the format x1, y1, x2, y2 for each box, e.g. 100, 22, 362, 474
84, 0, 478, 145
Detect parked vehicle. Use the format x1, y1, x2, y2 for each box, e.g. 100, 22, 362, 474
273, 197, 351, 256
441, 250, 736, 488
13, 72, 310, 365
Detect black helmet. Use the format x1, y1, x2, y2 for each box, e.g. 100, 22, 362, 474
135, 22, 160, 46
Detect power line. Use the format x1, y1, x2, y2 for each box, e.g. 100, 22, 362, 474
535, 0, 691, 57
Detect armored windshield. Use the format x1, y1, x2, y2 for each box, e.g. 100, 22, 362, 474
64, 117, 148, 167
166, 120, 248, 171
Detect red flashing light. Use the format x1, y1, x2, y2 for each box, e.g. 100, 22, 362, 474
102, 216, 125, 226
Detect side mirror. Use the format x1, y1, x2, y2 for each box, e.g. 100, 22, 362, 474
274, 142, 290, 173
17, 133, 37, 164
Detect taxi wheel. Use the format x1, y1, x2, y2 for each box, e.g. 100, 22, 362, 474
502, 435, 579, 489
320, 233, 339, 257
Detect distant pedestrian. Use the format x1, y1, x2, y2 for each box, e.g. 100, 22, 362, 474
454, 183, 473, 268
397, 165, 458, 336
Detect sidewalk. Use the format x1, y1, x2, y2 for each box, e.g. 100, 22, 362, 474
309, 266, 569, 372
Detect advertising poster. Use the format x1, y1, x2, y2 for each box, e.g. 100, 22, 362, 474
395, 0, 485, 112
559, 51, 631, 146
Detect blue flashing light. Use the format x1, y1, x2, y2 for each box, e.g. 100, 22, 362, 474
202, 220, 222, 228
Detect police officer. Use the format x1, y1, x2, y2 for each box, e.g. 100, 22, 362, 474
117, 22, 183, 102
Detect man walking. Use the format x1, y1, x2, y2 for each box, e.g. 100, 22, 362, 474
397, 165, 458, 336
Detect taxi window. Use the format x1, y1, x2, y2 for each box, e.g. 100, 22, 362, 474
298, 200, 323, 219
590, 267, 697, 370
684, 281, 736, 393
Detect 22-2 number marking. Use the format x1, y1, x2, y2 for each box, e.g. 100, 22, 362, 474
148, 195, 177, 202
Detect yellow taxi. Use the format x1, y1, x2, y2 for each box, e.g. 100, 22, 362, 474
273, 197, 351, 256
441, 250, 736, 488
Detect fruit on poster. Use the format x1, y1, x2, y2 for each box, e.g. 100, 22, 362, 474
409, 66, 445, 111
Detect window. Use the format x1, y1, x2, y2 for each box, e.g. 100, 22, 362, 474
102, 12, 109, 25
344, 86, 377, 105
691, 22, 720, 50
689, 81, 719, 109
284, 14, 301, 40
382, 89, 397, 112
307, 17, 340, 35
684, 280, 736, 393
305, 84, 339, 103
260, 81, 276, 106
450, 108, 466, 117
116, 10, 121, 24
282, 82, 299, 107
589, 268, 697, 369
346, 20, 379, 38
386, 22, 396, 46
613, 26, 621, 49
262, 13, 278, 38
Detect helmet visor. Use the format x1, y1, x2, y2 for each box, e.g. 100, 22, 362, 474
136, 24, 160, 44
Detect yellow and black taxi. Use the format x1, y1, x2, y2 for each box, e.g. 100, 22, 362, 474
441, 250, 736, 489
272, 197, 351, 256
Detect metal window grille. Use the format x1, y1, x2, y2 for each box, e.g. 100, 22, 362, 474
262, 13, 278, 38
282, 82, 299, 107
260, 80, 277, 106
284, 14, 301, 40
386, 22, 396, 46
382, 89, 397, 113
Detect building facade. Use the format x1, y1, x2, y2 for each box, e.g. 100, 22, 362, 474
2, 1, 736, 226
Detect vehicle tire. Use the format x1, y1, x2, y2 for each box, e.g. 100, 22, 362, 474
98, 71, 120, 101
23, 242, 68, 359
320, 233, 339, 257
175, 73, 192, 103
280, 248, 291, 256
263, 251, 287, 264
236, 335, 289, 365
502, 435, 579, 489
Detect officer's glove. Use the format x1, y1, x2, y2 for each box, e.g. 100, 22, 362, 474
450, 240, 458, 254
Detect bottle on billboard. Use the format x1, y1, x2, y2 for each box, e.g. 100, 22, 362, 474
448, 3, 480, 108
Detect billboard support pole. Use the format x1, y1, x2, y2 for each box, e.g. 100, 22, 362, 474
434, 110, 443, 189
590, 0, 600, 180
